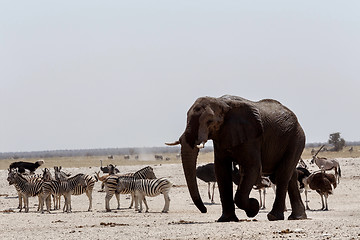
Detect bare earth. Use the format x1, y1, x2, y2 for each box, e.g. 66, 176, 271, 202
1, 158, 360, 240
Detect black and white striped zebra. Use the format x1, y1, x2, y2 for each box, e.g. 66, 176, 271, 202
54, 167, 98, 211
133, 178, 172, 213
7, 169, 44, 213
40, 173, 87, 213
121, 166, 157, 179
103, 166, 156, 211
8, 171, 43, 210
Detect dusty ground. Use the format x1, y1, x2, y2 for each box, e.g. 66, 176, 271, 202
1, 157, 360, 240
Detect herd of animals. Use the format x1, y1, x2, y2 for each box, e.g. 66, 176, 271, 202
3, 95, 344, 222
5, 145, 340, 216
196, 146, 341, 212
6, 160, 172, 214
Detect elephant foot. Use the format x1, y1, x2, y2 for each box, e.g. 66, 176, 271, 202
217, 213, 239, 222
267, 210, 284, 221
245, 198, 260, 218
288, 212, 307, 220
234, 195, 260, 218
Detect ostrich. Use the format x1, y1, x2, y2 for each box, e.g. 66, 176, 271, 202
196, 163, 240, 204
9, 160, 45, 174
303, 167, 337, 210
100, 160, 119, 174
253, 176, 273, 209
296, 167, 311, 190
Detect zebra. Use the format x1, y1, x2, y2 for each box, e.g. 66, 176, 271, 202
54, 166, 98, 211
40, 173, 87, 213
133, 178, 173, 213
121, 166, 156, 179
7, 170, 43, 210
103, 166, 156, 211
7, 169, 44, 213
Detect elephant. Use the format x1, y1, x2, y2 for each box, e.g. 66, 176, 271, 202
166, 95, 307, 222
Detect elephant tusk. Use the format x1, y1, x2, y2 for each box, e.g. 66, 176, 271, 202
196, 142, 205, 149
165, 141, 180, 146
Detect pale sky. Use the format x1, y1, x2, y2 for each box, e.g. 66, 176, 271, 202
1, 1, 359, 152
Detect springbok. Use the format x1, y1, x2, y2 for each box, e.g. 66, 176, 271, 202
310, 145, 341, 183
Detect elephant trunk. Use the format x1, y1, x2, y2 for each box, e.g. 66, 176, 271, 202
180, 138, 207, 213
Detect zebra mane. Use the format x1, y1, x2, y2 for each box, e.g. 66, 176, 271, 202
116, 175, 136, 183
136, 166, 153, 173
66, 173, 84, 181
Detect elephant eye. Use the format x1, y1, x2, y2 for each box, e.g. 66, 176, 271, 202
194, 107, 201, 112
207, 120, 214, 125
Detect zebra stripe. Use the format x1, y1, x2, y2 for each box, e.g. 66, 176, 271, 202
103, 166, 156, 212
40, 174, 87, 213
7, 170, 43, 213
121, 166, 157, 179
54, 167, 98, 211
134, 178, 172, 213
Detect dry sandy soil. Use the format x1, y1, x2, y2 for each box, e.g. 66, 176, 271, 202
1, 157, 360, 240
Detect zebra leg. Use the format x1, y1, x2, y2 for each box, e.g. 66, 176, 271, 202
142, 196, 149, 213
105, 191, 114, 212
37, 195, 42, 212
45, 195, 52, 213
134, 193, 139, 211
115, 192, 120, 210
17, 191, 22, 209
162, 192, 171, 213
63, 195, 69, 213
129, 193, 134, 209
63, 196, 66, 212
55, 195, 60, 210
67, 195, 72, 213
86, 190, 93, 211
51, 194, 55, 210
138, 195, 144, 213
18, 192, 23, 210
39, 194, 44, 213
24, 195, 29, 213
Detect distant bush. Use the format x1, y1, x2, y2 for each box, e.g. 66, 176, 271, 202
328, 132, 345, 151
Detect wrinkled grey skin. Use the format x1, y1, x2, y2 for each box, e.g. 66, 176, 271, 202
169, 95, 307, 222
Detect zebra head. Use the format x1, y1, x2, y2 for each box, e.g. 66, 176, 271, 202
7, 169, 16, 185
42, 168, 53, 181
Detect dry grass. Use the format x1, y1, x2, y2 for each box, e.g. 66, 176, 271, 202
0, 151, 215, 170
1, 146, 359, 170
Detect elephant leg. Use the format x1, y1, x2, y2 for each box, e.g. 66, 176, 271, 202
234, 165, 260, 218
269, 147, 306, 221
214, 158, 238, 222
287, 170, 307, 220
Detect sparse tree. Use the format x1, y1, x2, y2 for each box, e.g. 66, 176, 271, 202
328, 132, 345, 151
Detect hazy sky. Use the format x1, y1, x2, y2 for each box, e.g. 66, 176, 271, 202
1, 1, 359, 152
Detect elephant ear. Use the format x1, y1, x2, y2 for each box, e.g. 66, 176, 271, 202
219, 103, 263, 147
